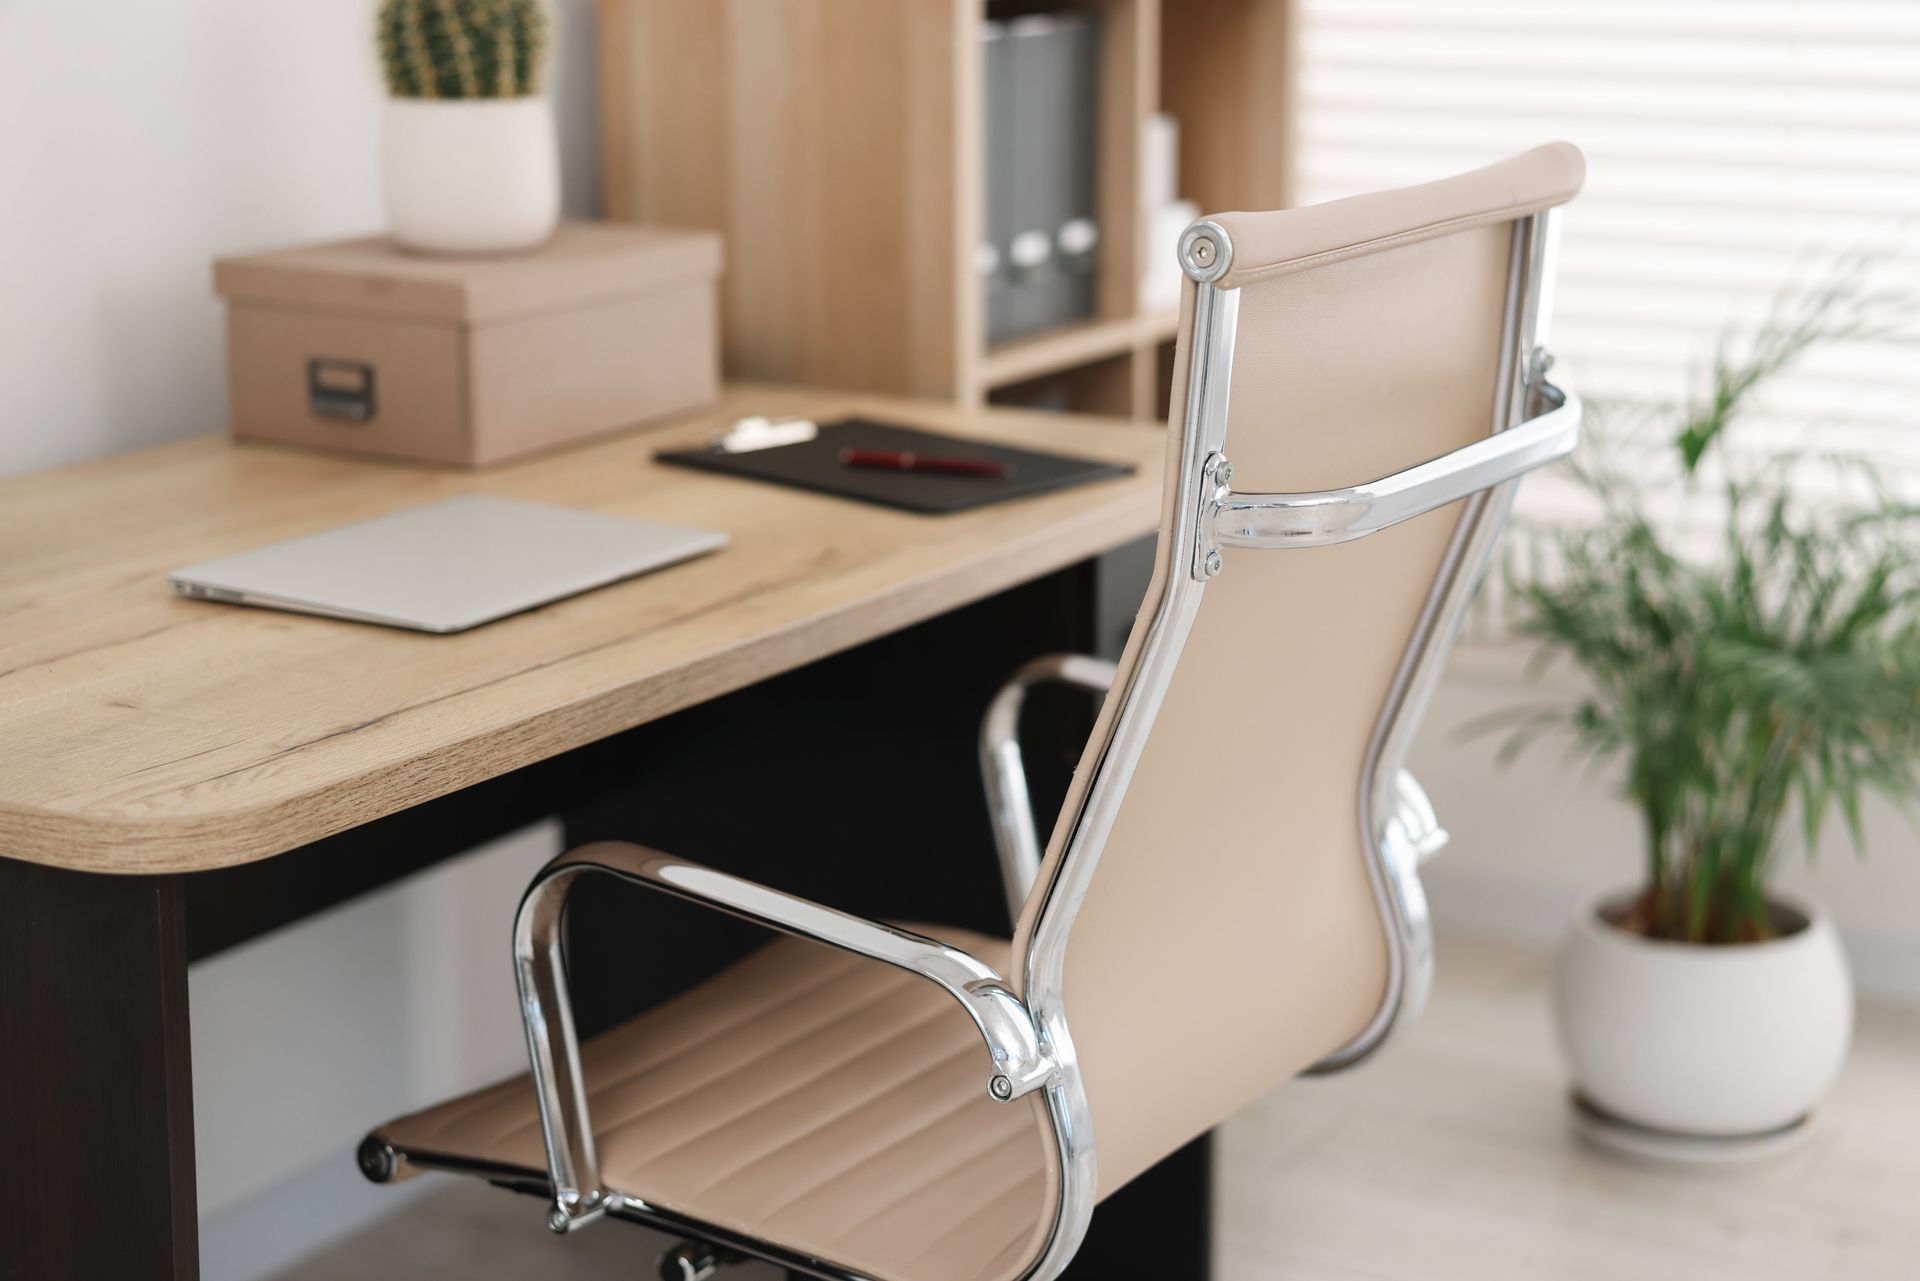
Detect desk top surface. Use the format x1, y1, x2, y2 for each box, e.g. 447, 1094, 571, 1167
1, 386, 1163, 874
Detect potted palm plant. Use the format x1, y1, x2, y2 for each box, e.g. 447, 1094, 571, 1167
1498, 263, 1920, 1148
378, 0, 557, 254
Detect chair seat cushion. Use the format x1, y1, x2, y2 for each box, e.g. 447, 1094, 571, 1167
371, 925, 1058, 1281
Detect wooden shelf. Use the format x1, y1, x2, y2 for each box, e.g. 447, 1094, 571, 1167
600, 0, 1290, 425
979, 310, 1178, 390
988, 351, 1135, 417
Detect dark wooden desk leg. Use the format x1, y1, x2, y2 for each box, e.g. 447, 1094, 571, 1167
0, 859, 198, 1281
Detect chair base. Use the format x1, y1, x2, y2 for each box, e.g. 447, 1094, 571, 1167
364, 1130, 1216, 1281
361, 1147, 872, 1281
659, 1239, 745, 1280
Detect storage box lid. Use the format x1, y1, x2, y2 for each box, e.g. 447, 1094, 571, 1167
213, 221, 723, 325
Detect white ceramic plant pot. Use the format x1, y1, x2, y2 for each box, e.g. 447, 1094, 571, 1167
1553, 891, 1853, 1137
383, 97, 560, 255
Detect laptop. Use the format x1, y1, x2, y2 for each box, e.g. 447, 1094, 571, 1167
169, 494, 727, 634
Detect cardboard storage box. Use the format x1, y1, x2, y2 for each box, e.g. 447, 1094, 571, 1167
214, 222, 722, 466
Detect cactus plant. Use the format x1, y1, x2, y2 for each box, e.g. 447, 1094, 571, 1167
377, 0, 547, 99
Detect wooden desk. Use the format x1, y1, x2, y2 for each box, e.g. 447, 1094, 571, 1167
1, 386, 1161, 872
0, 386, 1162, 1280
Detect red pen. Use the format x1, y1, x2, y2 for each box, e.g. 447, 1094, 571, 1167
839, 447, 1009, 478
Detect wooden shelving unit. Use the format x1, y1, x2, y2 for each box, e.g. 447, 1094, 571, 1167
598, 0, 1293, 423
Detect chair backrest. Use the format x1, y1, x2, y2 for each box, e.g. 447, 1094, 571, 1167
1012, 144, 1586, 1198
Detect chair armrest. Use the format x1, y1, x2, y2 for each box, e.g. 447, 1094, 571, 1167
514, 842, 1055, 1232
1198, 380, 1579, 573
978, 655, 1118, 920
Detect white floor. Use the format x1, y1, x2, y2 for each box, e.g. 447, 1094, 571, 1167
1216, 934, 1920, 1281
268, 933, 1920, 1281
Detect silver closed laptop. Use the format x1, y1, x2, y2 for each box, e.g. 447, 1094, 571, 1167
169, 495, 727, 633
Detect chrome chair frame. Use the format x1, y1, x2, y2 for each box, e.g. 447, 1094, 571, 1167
425, 210, 1576, 1281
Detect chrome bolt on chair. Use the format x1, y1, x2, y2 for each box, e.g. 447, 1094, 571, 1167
359, 143, 1586, 1281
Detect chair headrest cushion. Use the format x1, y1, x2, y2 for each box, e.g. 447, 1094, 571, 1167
1208, 142, 1586, 290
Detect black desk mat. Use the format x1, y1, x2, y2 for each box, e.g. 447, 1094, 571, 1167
656, 418, 1134, 515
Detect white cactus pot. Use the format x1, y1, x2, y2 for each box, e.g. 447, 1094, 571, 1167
1553, 890, 1853, 1138
383, 96, 560, 255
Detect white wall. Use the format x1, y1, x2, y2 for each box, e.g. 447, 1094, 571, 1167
1412, 645, 1920, 1005
0, 0, 600, 478
0, 2, 603, 1273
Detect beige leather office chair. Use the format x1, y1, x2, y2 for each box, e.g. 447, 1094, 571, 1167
360, 143, 1586, 1281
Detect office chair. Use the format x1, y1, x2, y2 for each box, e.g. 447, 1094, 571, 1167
359, 142, 1586, 1281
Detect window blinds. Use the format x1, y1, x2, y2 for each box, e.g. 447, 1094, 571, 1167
1292, 0, 1920, 545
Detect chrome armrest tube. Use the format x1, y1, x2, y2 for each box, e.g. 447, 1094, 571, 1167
515, 844, 1055, 1234
1310, 209, 1566, 1076
978, 654, 1119, 921
1391, 770, 1448, 865
1205, 380, 1578, 558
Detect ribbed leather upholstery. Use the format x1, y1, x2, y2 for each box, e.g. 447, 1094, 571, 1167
371, 922, 1058, 1281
